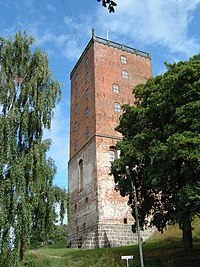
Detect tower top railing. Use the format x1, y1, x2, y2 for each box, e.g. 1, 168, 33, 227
70, 33, 151, 78
94, 35, 151, 59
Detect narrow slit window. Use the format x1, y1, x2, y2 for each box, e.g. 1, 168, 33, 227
86, 126, 89, 139
78, 159, 83, 191
85, 107, 89, 118
85, 73, 89, 83
74, 139, 78, 152
74, 121, 78, 131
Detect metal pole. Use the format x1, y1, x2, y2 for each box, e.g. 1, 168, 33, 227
126, 166, 144, 267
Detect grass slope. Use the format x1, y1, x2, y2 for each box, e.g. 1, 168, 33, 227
20, 218, 200, 267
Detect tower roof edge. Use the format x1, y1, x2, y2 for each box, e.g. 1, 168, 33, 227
70, 34, 151, 79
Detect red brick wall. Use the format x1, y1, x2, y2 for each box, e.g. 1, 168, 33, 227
68, 37, 152, 248
70, 42, 96, 159
94, 41, 152, 137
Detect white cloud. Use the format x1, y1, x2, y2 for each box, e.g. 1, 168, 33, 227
46, 4, 56, 13
95, 0, 200, 56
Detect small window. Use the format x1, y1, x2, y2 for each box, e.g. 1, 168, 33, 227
75, 73, 78, 83
74, 121, 78, 131
79, 159, 83, 191
109, 150, 116, 162
86, 197, 88, 203
124, 218, 127, 224
109, 146, 117, 162
85, 107, 89, 118
86, 127, 89, 139
122, 70, 129, 79
85, 73, 89, 83
114, 102, 121, 113
75, 86, 78, 97
85, 89, 89, 100
112, 83, 120, 94
75, 103, 78, 113
75, 204, 77, 210
85, 58, 88, 68
121, 55, 127, 64
74, 139, 78, 152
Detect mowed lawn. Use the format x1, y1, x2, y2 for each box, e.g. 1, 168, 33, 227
20, 218, 200, 267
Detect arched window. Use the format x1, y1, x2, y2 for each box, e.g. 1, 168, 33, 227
85, 89, 89, 99
114, 102, 121, 113
74, 103, 78, 113
74, 139, 78, 152
75, 73, 78, 83
74, 121, 78, 131
121, 55, 127, 64
109, 146, 118, 162
85, 58, 88, 68
75, 86, 78, 96
86, 126, 89, 139
85, 107, 89, 118
112, 83, 120, 94
122, 70, 129, 79
78, 159, 83, 192
85, 73, 89, 83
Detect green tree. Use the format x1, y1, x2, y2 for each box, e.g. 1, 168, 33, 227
30, 186, 69, 247
0, 32, 62, 266
111, 55, 200, 252
97, 0, 117, 13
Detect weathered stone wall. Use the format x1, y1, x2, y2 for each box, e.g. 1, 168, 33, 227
68, 137, 98, 245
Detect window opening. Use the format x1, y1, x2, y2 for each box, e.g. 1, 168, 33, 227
75, 86, 78, 96
121, 55, 127, 64
114, 102, 121, 113
78, 159, 83, 191
85, 58, 88, 68
85, 107, 89, 118
85, 89, 89, 99
112, 83, 120, 94
75, 103, 78, 113
122, 70, 129, 79
109, 146, 118, 162
74, 139, 78, 152
74, 121, 78, 131
86, 127, 89, 139
75, 73, 78, 83
85, 73, 89, 83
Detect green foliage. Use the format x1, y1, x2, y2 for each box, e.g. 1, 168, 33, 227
20, 218, 200, 267
111, 54, 200, 251
0, 32, 63, 266
97, 0, 117, 13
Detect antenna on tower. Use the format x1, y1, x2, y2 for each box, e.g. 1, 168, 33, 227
106, 30, 109, 40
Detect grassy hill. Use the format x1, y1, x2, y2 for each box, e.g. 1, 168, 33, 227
20, 218, 200, 267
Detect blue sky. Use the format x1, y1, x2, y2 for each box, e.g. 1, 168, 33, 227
0, 0, 200, 189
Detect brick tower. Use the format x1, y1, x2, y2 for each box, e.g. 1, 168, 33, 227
68, 30, 152, 248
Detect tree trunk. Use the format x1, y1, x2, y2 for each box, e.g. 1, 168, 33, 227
182, 219, 193, 252
20, 237, 26, 261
